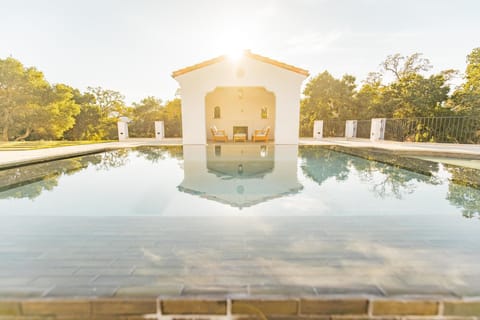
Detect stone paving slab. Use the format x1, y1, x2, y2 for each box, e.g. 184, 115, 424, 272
0, 216, 479, 300
299, 138, 480, 157
0, 139, 182, 169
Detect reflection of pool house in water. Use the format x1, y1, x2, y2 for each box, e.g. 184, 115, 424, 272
172, 50, 309, 144
178, 144, 303, 208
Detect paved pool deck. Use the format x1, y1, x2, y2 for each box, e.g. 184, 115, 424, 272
1, 215, 479, 319
0, 139, 182, 169
300, 138, 480, 157
0, 138, 479, 170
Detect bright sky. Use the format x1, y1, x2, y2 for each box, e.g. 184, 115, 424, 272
1, 0, 479, 104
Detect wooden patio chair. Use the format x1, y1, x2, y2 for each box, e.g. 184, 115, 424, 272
253, 126, 270, 142
210, 126, 228, 142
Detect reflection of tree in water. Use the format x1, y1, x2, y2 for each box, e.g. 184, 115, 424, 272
92, 149, 129, 171
299, 146, 441, 199
349, 156, 441, 199
0, 147, 184, 200
0, 150, 130, 200
0, 177, 60, 200
446, 167, 480, 218
134, 146, 183, 163
299, 146, 350, 185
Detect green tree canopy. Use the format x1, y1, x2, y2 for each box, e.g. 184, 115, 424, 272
0, 57, 80, 141
65, 87, 127, 140
127, 97, 182, 138
86, 86, 126, 118
161, 98, 182, 137
452, 47, 480, 117
129, 97, 163, 137
300, 71, 358, 136
356, 53, 454, 119
381, 53, 432, 80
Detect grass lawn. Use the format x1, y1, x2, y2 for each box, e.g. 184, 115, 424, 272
0, 140, 113, 151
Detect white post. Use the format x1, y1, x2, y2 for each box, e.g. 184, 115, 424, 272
313, 120, 323, 140
345, 120, 358, 138
370, 118, 386, 141
117, 122, 129, 141
154, 121, 165, 140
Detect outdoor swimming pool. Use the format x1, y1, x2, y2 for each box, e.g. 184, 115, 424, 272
0, 145, 479, 298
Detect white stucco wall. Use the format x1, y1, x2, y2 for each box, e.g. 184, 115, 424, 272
174, 55, 307, 144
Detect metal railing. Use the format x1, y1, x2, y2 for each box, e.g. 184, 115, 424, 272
384, 116, 480, 144
322, 120, 345, 137
319, 119, 372, 139
356, 120, 371, 139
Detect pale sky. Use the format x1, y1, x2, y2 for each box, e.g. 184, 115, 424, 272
1, 0, 479, 104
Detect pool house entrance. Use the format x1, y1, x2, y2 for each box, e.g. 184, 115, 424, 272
172, 50, 309, 145
205, 87, 275, 142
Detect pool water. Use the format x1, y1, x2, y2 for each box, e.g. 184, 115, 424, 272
0, 145, 479, 298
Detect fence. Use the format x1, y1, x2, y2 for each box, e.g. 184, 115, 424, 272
319, 119, 371, 138
322, 120, 346, 137
356, 120, 371, 139
315, 117, 479, 144
384, 116, 480, 144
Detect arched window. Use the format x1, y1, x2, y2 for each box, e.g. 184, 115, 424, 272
214, 106, 221, 119
261, 107, 268, 119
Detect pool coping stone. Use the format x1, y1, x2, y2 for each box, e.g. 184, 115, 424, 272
0, 297, 479, 319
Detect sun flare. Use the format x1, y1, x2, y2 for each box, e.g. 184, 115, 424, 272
214, 27, 252, 61
226, 48, 246, 61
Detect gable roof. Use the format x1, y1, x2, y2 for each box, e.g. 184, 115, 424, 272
172, 50, 309, 78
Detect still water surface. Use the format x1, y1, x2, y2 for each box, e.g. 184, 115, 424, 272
0, 145, 478, 217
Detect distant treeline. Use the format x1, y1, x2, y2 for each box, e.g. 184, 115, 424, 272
1, 48, 479, 141
0, 58, 181, 141
300, 49, 480, 139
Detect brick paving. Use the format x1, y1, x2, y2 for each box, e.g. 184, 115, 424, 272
0, 216, 479, 299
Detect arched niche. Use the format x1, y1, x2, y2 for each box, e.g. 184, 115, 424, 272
205, 86, 276, 142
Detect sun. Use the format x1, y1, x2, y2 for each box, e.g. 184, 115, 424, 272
215, 28, 251, 61
227, 48, 246, 61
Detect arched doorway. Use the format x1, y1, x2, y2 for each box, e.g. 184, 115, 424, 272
205, 87, 275, 142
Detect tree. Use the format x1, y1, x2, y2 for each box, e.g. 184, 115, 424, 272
358, 53, 453, 119
63, 91, 104, 140
452, 47, 480, 117
386, 73, 452, 118
161, 98, 182, 137
66, 87, 127, 141
356, 72, 385, 118
0, 57, 49, 140
129, 96, 163, 137
26, 84, 81, 140
86, 86, 126, 118
0, 58, 80, 141
127, 97, 181, 138
381, 53, 432, 80
300, 71, 357, 136
84, 87, 127, 140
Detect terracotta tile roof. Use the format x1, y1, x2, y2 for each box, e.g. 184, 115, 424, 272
172, 50, 309, 78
